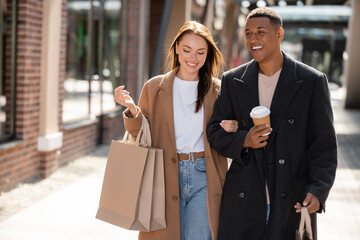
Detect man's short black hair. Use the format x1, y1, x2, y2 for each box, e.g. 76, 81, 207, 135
246, 7, 283, 28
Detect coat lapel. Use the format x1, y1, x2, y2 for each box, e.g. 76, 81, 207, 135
203, 79, 217, 127
203, 79, 220, 153
233, 61, 266, 182
158, 68, 178, 152
233, 60, 260, 128
265, 53, 303, 152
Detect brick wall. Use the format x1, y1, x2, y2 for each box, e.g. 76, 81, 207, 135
0, 0, 43, 192
39, 149, 59, 178
59, 122, 98, 166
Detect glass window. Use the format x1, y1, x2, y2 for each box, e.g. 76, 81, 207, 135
101, 0, 121, 113
64, 0, 91, 122
0, 1, 16, 142
64, 0, 120, 123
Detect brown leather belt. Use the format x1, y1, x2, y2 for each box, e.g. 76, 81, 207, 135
177, 151, 205, 161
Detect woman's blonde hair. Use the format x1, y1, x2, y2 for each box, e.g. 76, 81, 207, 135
168, 21, 225, 112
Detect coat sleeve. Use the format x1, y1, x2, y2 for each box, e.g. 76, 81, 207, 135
305, 73, 337, 212
206, 73, 249, 162
123, 81, 151, 138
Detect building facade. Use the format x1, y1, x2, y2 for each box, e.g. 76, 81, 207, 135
1, 0, 125, 192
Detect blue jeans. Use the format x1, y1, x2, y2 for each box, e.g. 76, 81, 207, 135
266, 204, 270, 225
178, 156, 211, 240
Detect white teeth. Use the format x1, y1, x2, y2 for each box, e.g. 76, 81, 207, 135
252, 46, 263, 50
187, 62, 196, 66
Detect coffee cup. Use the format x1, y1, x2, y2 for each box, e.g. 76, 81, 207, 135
250, 106, 271, 135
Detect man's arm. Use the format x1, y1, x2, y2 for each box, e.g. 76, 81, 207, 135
206, 74, 249, 161
305, 73, 338, 213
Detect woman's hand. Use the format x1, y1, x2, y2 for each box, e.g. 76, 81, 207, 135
114, 86, 138, 117
220, 120, 238, 133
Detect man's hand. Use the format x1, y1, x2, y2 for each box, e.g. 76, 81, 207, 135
294, 192, 320, 214
243, 124, 272, 149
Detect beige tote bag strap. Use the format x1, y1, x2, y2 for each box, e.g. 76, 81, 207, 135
122, 115, 151, 147
140, 115, 152, 147
122, 131, 134, 144
299, 207, 313, 240
121, 119, 144, 146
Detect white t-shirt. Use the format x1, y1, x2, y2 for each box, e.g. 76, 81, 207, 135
173, 76, 204, 154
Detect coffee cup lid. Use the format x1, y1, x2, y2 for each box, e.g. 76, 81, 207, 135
250, 106, 271, 118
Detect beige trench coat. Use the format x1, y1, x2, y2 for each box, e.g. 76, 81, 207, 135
123, 68, 228, 240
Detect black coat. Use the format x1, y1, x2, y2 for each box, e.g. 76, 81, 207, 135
206, 52, 337, 240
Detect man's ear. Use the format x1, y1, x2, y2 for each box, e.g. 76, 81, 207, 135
277, 27, 284, 40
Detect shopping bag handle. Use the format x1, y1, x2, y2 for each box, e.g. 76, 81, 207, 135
299, 207, 313, 240
137, 115, 152, 147
122, 115, 152, 147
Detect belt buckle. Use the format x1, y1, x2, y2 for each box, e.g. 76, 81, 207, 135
178, 152, 194, 161
184, 152, 193, 161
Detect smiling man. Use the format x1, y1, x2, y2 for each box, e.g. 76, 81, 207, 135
206, 7, 337, 240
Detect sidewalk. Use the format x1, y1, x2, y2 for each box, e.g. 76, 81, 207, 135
0, 145, 138, 240
0, 87, 359, 240
317, 86, 360, 240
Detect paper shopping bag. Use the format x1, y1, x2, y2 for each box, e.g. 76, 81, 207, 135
150, 148, 166, 230
295, 207, 313, 240
95, 139, 153, 231
138, 116, 166, 230
96, 115, 166, 232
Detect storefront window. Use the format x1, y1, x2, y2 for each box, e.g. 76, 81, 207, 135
0, 1, 16, 142
64, 0, 121, 123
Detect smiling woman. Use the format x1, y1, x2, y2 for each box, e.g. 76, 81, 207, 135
175, 33, 208, 82
168, 21, 224, 114
113, 21, 235, 240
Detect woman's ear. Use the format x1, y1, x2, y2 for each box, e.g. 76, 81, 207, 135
175, 42, 179, 54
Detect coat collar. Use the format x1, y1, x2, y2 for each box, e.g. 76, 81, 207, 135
158, 68, 178, 151
233, 52, 303, 162
234, 51, 302, 125
265, 52, 303, 151
233, 60, 260, 128
159, 67, 178, 91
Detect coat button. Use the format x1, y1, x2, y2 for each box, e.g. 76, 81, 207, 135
172, 195, 178, 201
171, 157, 177, 163
288, 118, 295, 124
281, 193, 287, 199
278, 159, 285, 165
238, 192, 245, 199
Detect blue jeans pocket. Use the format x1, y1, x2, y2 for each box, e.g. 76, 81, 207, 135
194, 157, 206, 172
